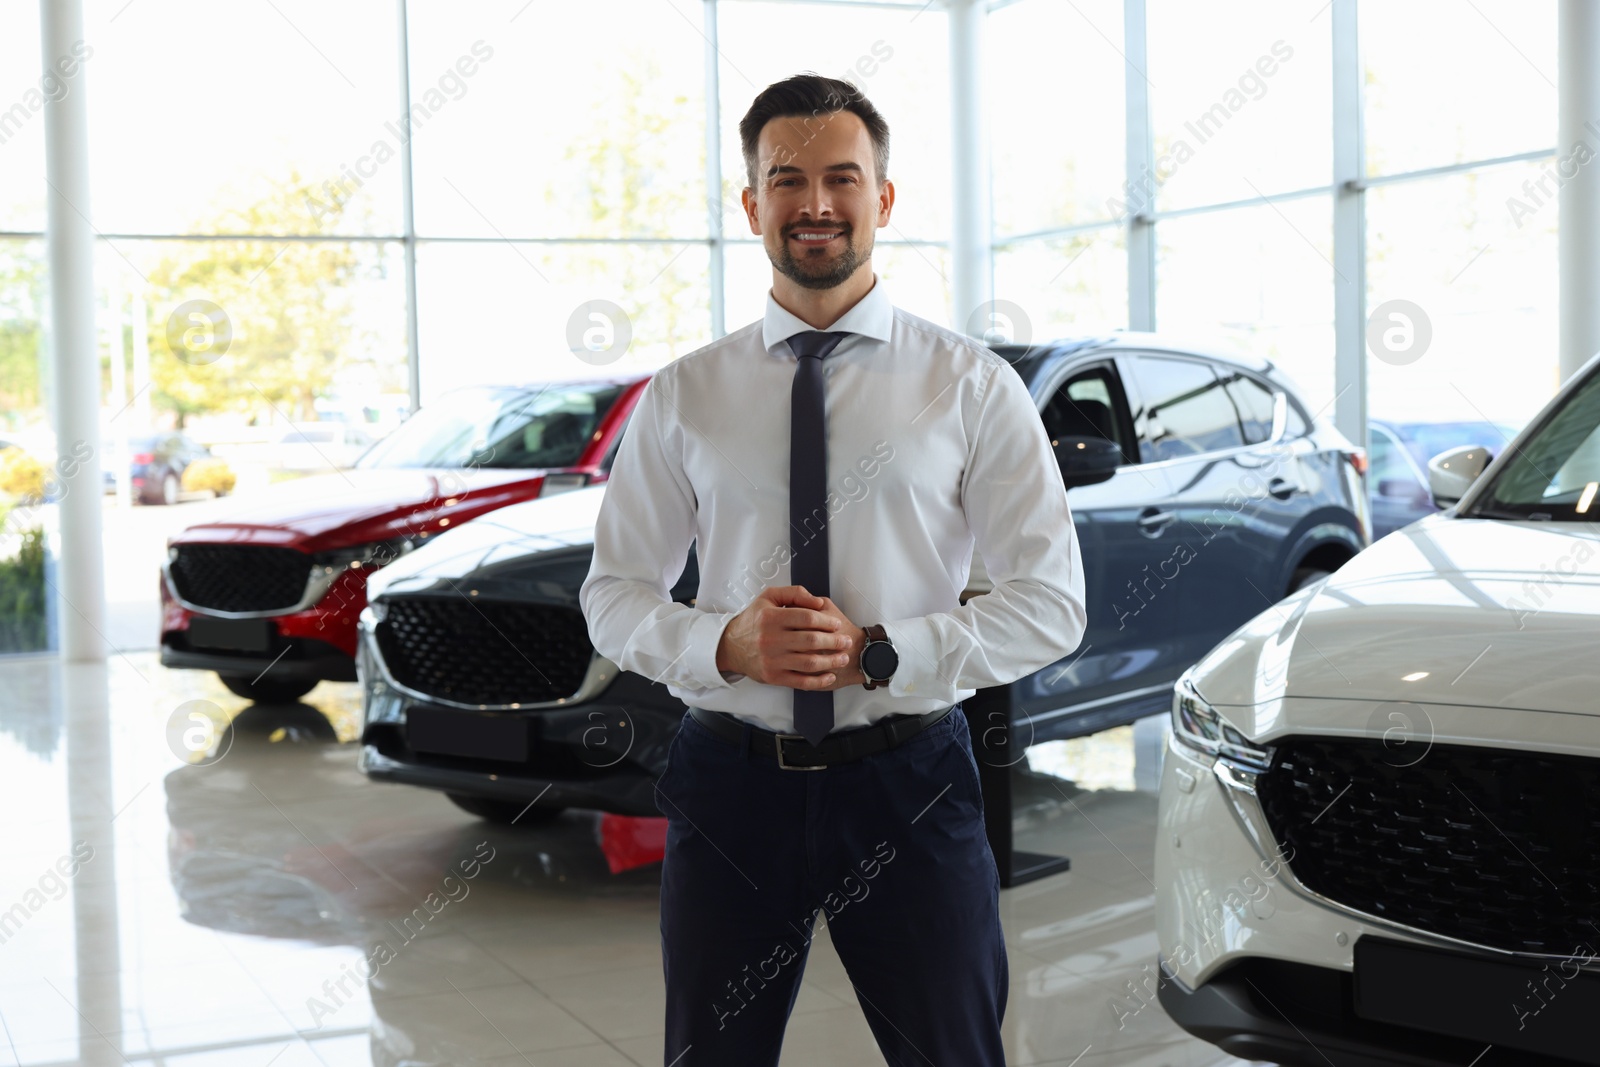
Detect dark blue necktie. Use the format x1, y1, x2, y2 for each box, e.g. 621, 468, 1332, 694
788, 330, 849, 746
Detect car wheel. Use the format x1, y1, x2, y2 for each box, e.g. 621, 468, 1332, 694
446, 792, 566, 825
1288, 567, 1333, 595
218, 673, 318, 704
160, 471, 180, 506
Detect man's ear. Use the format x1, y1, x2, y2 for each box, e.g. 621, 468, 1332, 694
877, 179, 895, 228
741, 186, 761, 235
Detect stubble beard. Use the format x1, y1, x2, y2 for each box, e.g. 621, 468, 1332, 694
770, 223, 873, 291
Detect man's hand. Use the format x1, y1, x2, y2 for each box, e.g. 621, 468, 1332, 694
714, 586, 866, 690
807, 595, 868, 690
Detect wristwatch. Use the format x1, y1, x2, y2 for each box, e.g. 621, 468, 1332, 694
860, 623, 899, 690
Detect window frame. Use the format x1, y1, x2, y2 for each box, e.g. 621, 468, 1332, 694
1036, 355, 1142, 468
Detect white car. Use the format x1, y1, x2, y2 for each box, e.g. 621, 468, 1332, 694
270, 421, 376, 472
1154, 355, 1600, 1067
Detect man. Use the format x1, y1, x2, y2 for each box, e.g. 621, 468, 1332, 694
579, 73, 1086, 1066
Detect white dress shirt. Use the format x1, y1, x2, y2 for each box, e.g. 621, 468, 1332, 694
578, 274, 1088, 734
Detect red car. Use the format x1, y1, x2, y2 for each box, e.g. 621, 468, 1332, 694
160, 377, 648, 702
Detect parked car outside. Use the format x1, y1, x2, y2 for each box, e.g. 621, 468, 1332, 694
270, 421, 378, 473
160, 377, 645, 703
1367, 418, 1518, 539
354, 333, 1369, 825
94, 431, 217, 505
1154, 352, 1600, 1066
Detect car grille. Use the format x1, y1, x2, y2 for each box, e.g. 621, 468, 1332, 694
169, 544, 312, 613
375, 596, 593, 706
1257, 738, 1600, 955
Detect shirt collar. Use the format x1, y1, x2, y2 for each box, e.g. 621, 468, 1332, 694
761, 272, 894, 357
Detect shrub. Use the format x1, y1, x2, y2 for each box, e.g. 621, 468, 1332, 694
182, 457, 236, 496
0, 524, 49, 653
0, 447, 48, 502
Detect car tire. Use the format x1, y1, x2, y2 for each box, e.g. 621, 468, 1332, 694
1288, 567, 1333, 595
218, 673, 319, 704
446, 792, 566, 825
160, 471, 180, 506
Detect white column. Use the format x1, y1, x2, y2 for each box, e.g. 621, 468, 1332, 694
1331, 0, 1367, 450
1124, 0, 1155, 331
704, 0, 725, 340
948, 0, 992, 334
396, 0, 421, 410
40, 0, 106, 662
106, 270, 130, 507
1560, 0, 1600, 384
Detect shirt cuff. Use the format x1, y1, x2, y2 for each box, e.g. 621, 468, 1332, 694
688, 608, 741, 690
879, 616, 947, 701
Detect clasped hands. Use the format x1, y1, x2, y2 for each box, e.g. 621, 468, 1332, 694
713, 585, 869, 691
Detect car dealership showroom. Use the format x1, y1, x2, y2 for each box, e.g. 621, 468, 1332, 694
5, 0, 1600, 1065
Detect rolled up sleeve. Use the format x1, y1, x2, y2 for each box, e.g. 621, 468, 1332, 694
881, 359, 1088, 704
579, 372, 740, 695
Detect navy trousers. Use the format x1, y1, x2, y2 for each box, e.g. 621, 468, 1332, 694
652, 705, 1009, 1066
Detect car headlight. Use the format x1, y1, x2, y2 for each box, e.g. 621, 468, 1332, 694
1171, 672, 1271, 769
313, 534, 432, 572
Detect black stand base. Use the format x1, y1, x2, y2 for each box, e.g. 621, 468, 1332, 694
962, 687, 1072, 889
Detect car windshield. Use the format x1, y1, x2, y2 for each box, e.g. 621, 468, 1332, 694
355, 383, 627, 470
1397, 421, 1517, 468
1466, 370, 1600, 521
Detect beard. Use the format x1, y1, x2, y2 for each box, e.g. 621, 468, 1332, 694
769, 222, 872, 291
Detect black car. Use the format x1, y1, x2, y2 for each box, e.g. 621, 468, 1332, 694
119, 431, 214, 505
355, 334, 1370, 840
1367, 418, 1517, 539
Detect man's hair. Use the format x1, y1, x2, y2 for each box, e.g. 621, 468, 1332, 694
739, 73, 890, 190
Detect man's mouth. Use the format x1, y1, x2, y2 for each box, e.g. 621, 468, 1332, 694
789, 230, 844, 246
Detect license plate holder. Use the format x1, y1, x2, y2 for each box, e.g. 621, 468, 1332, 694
407, 707, 529, 763
187, 615, 273, 653
1354, 936, 1600, 1063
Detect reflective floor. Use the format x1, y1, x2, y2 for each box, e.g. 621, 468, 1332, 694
0, 653, 1254, 1066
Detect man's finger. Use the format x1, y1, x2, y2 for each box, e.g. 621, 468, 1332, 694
776, 606, 840, 631
765, 585, 828, 610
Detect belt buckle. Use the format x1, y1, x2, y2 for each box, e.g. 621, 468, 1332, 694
774, 734, 827, 771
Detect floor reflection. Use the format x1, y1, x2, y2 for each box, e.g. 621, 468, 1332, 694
0, 653, 1253, 1066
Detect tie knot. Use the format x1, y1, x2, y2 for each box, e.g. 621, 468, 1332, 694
787, 330, 849, 362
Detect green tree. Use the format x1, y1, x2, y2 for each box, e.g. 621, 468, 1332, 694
0, 239, 44, 426
557, 60, 707, 364
142, 169, 387, 426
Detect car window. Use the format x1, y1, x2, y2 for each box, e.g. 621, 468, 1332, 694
1220, 372, 1276, 445
356, 383, 628, 470
600, 407, 635, 473
1040, 364, 1134, 463
1368, 427, 1416, 494
1130, 355, 1245, 462
1469, 369, 1600, 521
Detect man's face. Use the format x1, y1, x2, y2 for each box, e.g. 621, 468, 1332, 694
742, 109, 894, 291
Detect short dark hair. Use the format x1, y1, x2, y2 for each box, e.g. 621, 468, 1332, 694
739, 73, 890, 190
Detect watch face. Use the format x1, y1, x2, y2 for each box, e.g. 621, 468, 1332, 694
862, 641, 897, 679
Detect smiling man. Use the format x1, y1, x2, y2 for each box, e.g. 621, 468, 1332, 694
579, 74, 1087, 1065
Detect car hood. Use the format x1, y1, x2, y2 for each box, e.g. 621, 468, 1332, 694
170, 467, 555, 549
365, 485, 609, 601
1191, 513, 1600, 719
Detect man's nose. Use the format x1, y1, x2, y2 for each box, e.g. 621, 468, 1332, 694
800, 181, 834, 219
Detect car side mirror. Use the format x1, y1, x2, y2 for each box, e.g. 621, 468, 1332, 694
1054, 436, 1121, 489
1427, 445, 1492, 508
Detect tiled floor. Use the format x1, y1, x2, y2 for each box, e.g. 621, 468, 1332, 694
0, 654, 1256, 1066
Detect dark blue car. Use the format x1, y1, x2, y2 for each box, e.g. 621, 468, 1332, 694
353, 332, 1370, 847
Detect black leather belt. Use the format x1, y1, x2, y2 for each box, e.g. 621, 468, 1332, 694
687, 704, 958, 770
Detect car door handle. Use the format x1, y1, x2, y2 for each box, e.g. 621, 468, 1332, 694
1267, 477, 1302, 500
1136, 507, 1177, 537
